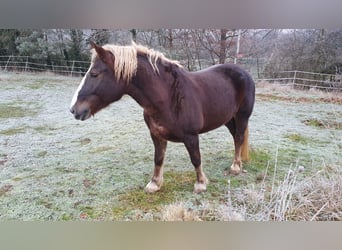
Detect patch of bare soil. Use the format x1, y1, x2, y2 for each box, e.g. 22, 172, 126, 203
0, 185, 13, 197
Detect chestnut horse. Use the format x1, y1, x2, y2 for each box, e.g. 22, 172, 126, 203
70, 42, 255, 193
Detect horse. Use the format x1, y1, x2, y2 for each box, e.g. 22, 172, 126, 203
70, 41, 255, 193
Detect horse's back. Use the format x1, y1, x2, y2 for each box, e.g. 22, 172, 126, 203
189, 63, 255, 111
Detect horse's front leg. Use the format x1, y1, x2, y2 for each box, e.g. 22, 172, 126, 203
184, 135, 208, 193
144, 133, 167, 193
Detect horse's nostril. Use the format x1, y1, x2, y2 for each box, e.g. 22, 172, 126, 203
70, 107, 75, 114
82, 109, 89, 116
79, 109, 90, 121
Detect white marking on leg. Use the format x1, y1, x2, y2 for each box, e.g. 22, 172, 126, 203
230, 160, 242, 175
230, 146, 242, 175
144, 165, 163, 193
70, 64, 92, 109
145, 180, 162, 193
194, 165, 208, 193
194, 182, 207, 194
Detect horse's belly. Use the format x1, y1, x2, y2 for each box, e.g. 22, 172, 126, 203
200, 104, 237, 133
199, 118, 229, 134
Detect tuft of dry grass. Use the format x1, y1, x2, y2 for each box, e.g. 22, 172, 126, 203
161, 202, 202, 221
160, 159, 341, 221
160, 200, 245, 221
228, 159, 342, 221
290, 167, 342, 221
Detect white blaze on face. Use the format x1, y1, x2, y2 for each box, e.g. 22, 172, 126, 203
70, 64, 93, 109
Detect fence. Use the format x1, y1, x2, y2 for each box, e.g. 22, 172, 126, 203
258, 70, 342, 91
0, 55, 90, 77
1, 56, 342, 92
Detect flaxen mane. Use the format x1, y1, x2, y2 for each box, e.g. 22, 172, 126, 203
91, 42, 182, 83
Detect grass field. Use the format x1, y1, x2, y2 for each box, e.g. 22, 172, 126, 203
0, 72, 341, 221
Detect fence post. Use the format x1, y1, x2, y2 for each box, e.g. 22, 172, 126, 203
25, 56, 29, 72
292, 70, 297, 88
71, 60, 75, 77
5, 55, 12, 71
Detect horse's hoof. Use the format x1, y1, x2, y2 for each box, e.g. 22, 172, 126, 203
194, 182, 207, 194
144, 181, 161, 193
229, 168, 240, 175
229, 161, 241, 175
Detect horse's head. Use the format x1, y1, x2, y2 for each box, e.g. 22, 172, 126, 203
70, 42, 126, 120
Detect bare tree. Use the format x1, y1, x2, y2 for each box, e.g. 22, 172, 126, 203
219, 29, 228, 64
88, 29, 111, 45
263, 29, 342, 76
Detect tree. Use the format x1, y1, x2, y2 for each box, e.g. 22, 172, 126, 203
130, 29, 137, 42
219, 29, 228, 64
88, 29, 111, 45
67, 29, 84, 61
0, 29, 20, 56
15, 30, 49, 59
263, 29, 342, 76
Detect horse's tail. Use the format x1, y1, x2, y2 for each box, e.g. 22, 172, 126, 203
241, 125, 249, 161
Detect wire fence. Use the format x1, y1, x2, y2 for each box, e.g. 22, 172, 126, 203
258, 70, 342, 91
1, 56, 342, 91
0, 55, 90, 77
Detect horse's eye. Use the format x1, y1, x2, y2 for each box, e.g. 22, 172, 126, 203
90, 71, 99, 78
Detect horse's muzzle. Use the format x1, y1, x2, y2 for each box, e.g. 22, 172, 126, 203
70, 106, 90, 121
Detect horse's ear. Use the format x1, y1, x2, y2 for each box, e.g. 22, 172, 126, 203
90, 41, 97, 49
90, 41, 108, 62
90, 41, 114, 68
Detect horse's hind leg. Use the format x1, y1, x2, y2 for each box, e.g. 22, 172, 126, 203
145, 133, 167, 193
225, 115, 249, 175
183, 134, 208, 193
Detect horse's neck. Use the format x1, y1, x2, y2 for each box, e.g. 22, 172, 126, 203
127, 59, 172, 112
